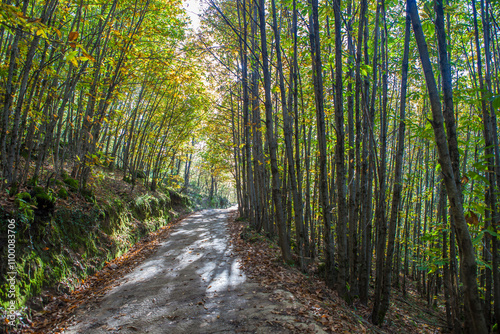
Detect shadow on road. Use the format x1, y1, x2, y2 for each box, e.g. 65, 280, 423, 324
64, 207, 290, 334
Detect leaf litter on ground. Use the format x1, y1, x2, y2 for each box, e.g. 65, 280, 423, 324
228, 213, 446, 334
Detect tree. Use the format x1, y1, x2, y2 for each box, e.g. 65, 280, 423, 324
407, 0, 488, 331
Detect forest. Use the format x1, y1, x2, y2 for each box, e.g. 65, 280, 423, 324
0, 0, 499, 332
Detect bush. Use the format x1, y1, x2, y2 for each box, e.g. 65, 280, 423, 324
34, 192, 55, 211
15, 192, 35, 222
9, 182, 18, 196
16, 192, 31, 203
30, 187, 56, 211
33, 186, 45, 195
168, 189, 191, 207
58, 188, 68, 199
63, 178, 79, 190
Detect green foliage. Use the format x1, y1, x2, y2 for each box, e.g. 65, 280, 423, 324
15, 192, 31, 203
185, 183, 232, 210
14, 192, 35, 223
8, 182, 18, 196
240, 226, 260, 243
168, 189, 192, 207
27, 176, 38, 187
63, 178, 79, 191
33, 189, 56, 211
58, 188, 68, 199
32, 186, 44, 195
133, 194, 166, 221
135, 171, 147, 179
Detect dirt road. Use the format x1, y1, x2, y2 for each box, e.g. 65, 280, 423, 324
62, 208, 325, 334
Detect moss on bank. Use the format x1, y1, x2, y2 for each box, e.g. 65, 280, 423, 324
0, 185, 190, 326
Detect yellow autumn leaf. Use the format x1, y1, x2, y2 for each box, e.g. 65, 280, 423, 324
68, 31, 79, 41
36, 28, 48, 39
69, 57, 78, 67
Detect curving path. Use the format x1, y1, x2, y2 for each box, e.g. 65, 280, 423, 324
63, 208, 324, 334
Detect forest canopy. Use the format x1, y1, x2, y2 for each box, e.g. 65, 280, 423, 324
0, 0, 210, 193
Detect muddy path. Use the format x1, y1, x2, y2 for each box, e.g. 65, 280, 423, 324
61, 208, 325, 334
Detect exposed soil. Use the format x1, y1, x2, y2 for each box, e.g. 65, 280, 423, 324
40, 207, 327, 334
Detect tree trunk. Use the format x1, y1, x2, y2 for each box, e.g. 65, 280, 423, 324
407, 1, 487, 331
258, 0, 292, 263
333, 0, 348, 299
309, 0, 335, 285
271, 0, 304, 269
372, 4, 410, 324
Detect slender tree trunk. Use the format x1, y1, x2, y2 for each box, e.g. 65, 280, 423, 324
291, 0, 308, 263
258, 0, 292, 263
354, 0, 367, 301
372, 0, 389, 322
472, 0, 500, 328
271, 0, 304, 269
332, 0, 348, 299
372, 5, 410, 324
310, 0, 335, 285
250, 0, 266, 231
408, 1, 487, 331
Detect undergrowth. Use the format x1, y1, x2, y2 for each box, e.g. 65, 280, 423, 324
0, 180, 190, 328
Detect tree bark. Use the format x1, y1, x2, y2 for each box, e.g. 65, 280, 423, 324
372, 4, 410, 324
258, 0, 292, 263
333, 0, 348, 299
407, 0, 487, 331
310, 0, 335, 285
